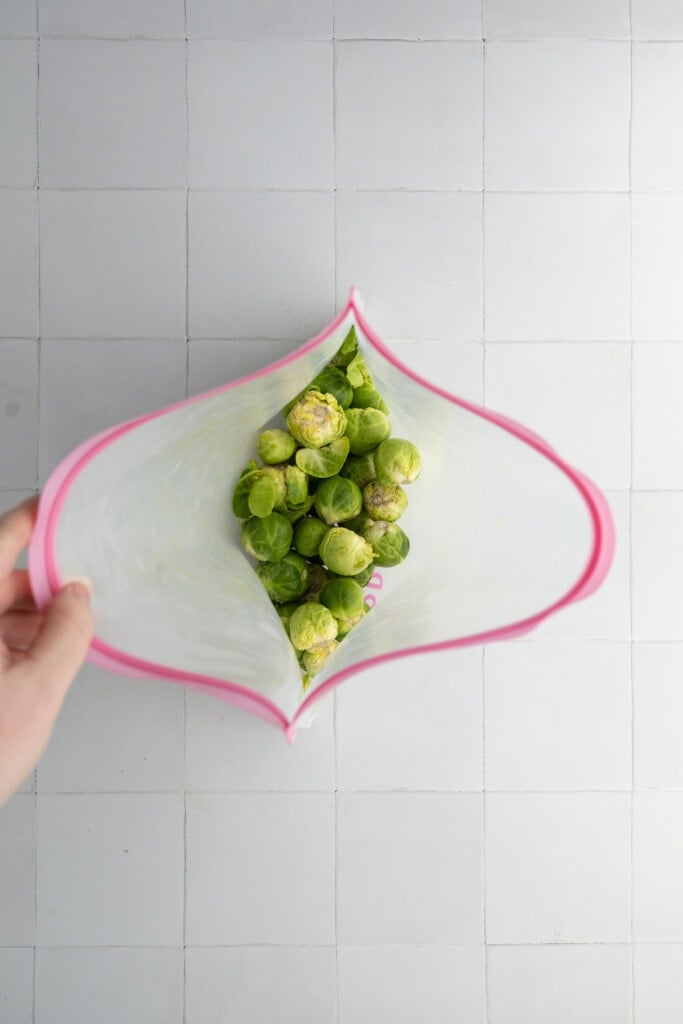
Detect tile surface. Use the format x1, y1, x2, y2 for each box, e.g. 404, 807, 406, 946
0, 949, 33, 1024
38, 0, 186, 37
0, 40, 35, 185
632, 194, 683, 339
187, 0, 333, 39
0, 189, 37, 336
633, 792, 683, 940
634, 643, 683, 789
0, 795, 34, 945
0, 339, 38, 487
633, 342, 683, 489
0, 0, 35, 36
634, 944, 683, 1023
632, 492, 683, 640
484, 0, 629, 38
335, 0, 482, 39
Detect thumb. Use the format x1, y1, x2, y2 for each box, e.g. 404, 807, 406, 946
24, 581, 94, 697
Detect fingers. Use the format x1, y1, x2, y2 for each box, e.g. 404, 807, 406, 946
0, 496, 39, 578
0, 610, 45, 651
18, 582, 93, 702
0, 569, 36, 616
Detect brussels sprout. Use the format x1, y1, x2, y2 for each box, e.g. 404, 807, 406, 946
341, 452, 376, 488
362, 481, 408, 522
295, 436, 350, 479
256, 553, 308, 603
330, 326, 358, 367
293, 516, 329, 558
314, 475, 363, 526
305, 563, 330, 600
257, 428, 296, 464
352, 562, 375, 586
284, 465, 308, 508
346, 351, 372, 389
319, 527, 374, 576
335, 611, 366, 638
240, 459, 259, 477
286, 390, 347, 448
231, 468, 260, 518
351, 383, 389, 415
373, 437, 421, 485
303, 640, 339, 677
241, 513, 293, 562
319, 577, 366, 621
310, 366, 354, 409
344, 513, 374, 535
289, 602, 338, 652
280, 495, 315, 524
247, 468, 287, 518
362, 520, 410, 567
276, 601, 300, 635
344, 407, 391, 455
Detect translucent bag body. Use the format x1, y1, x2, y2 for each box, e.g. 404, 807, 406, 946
28, 289, 614, 741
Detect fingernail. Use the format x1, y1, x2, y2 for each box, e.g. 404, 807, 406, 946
63, 578, 92, 603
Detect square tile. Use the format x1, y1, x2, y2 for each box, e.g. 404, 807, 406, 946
39, 191, 185, 338
336, 41, 482, 189
485, 641, 631, 790
0, 794, 34, 945
336, 792, 483, 943
39, 41, 185, 188
633, 343, 683, 488
37, 663, 185, 792
634, 644, 683, 789
484, 0, 629, 38
485, 193, 629, 341
35, 948, 184, 1024
632, 1, 683, 39
188, 0, 332, 39
185, 793, 334, 944
0, 949, 33, 1024
387, 339, 484, 405
634, 793, 683, 940
185, 688, 334, 791
634, 944, 683, 1023
632, 194, 683, 340
336, 0, 481, 39
632, 44, 683, 188
632, 492, 683, 640
485, 793, 631, 943
485, 342, 631, 489
189, 191, 334, 339
38, 338, 186, 482
336, 191, 482, 341
0, 41, 35, 185
336, 647, 483, 791
188, 338, 294, 395
39, 0, 185, 37
0, 489, 37, 575
487, 945, 632, 1024
338, 945, 485, 1024
0, 0, 35, 35
485, 42, 629, 189
185, 947, 336, 1024
0, 339, 37, 487
36, 794, 184, 945
0, 190, 37, 336
188, 41, 333, 188
528, 490, 630, 641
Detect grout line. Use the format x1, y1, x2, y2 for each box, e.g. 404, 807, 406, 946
481, 31, 489, 1018
184, 7, 190, 405
628, 4, 636, 1017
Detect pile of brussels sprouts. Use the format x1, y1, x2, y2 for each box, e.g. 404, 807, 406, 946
232, 327, 421, 688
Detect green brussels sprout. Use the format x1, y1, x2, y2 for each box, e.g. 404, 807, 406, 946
309, 366, 354, 409
293, 516, 329, 558
351, 383, 389, 414
256, 553, 308, 603
346, 351, 372, 389
344, 513, 374, 535
341, 452, 376, 488
362, 520, 410, 567
240, 460, 259, 477
241, 513, 293, 562
319, 527, 374, 576
280, 495, 315, 524
314, 475, 363, 526
319, 577, 365, 621
276, 601, 300, 635
284, 465, 309, 508
373, 437, 421, 485
362, 481, 408, 522
295, 436, 350, 478
289, 602, 338, 652
352, 562, 375, 586
344, 407, 391, 455
247, 468, 287, 518
286, 390, 347, 448
335, 611, 366, 638
330, 326, 358, 367
257, 428, 297, 465
305, 563, 331, 600
303, 639, 339, 677
231, 468, 260, 518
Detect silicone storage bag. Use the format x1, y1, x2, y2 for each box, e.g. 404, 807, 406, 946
28, 289, 614, 741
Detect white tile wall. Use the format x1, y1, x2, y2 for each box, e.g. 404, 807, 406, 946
2, 2, 683, 1019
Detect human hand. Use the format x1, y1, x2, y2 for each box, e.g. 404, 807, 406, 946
0, 496, 93, 807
